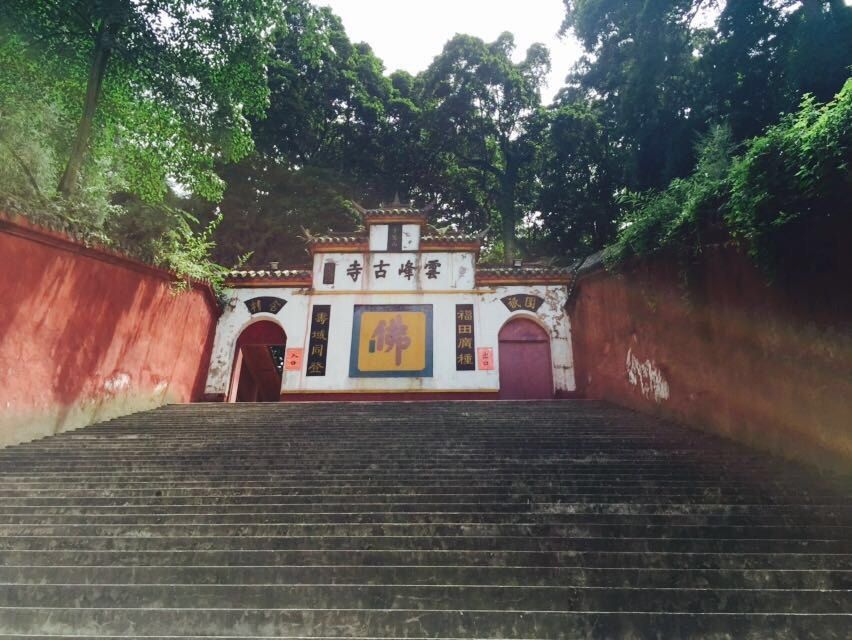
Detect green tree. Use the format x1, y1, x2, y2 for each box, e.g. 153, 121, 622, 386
536, 99, 624, 256
554, 0, 851, 263
700, 0, 852, 142
726, 80, 852, 270
607, 80, 852, 276
562, 0, 705, 191
1, 0, 276, 200
785, 1, 852, 105
208, 0, 413, 264
416, 33, 551, 263
0, 32, 72, 208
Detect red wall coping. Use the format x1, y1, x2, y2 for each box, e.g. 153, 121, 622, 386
0, 210, 219, 313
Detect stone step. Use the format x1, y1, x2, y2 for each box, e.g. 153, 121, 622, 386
0, 477, 831, 492
0, 501, 852, 525
0, 486, 840, 501
1, 564, 849, 590
1, 490, 844, 505
5, 453, 806, 465
1, 534, 847, 553
0, 474, 835, 486
2, 511, 846, 527
2, 458, 813, 469
3, 501, 840, 513
3, 549, 849, 570
2, 583, 850, 613
2, 482, 823, 491
0, 439, 816, 447
1, 522, 848, 540
0, 400, 847, 639
0, 607, 848, 638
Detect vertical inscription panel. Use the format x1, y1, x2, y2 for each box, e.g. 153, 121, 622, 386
306, 305, 331, 376
455, 304, 476, 371
387, 223, 403, 251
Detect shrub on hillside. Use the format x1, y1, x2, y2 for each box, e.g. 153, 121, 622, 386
608, 78, 852, 274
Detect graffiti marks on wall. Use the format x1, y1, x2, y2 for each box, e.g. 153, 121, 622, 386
626, 348, 670, 403
103, 372, 131, 394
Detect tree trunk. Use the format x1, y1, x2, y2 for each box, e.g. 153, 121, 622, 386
498, 166, 518, 265
57, 23, 113, 198
0, 136, 46, 203
501, 202, 516, 264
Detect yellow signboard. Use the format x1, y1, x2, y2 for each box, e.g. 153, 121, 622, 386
350, 305, 433, 377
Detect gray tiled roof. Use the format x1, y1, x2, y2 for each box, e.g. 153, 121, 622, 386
477, 265, 573, 277
306, 234, 367, 245
305, 231, 480, 245
362, 206, 425, 217
421, 233, 481, 244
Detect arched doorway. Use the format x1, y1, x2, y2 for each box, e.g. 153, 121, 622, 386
498, 318, 553, 400
228, 321, 286, 402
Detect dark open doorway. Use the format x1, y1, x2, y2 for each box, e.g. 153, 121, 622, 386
228, 321, 286, 402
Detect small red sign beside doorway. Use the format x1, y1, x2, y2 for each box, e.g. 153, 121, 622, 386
477, 347, 494, 370
284, 348, 303, 371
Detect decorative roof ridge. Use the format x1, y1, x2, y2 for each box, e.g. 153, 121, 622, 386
351, 199, 434, 219
306, 233, 367, 244
229, 267, 312, 278
305, 228, 482, 245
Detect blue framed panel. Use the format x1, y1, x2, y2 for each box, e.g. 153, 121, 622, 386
349, 304, 434, 378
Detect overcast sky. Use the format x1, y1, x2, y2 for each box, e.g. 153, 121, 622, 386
308, 0, 584, 103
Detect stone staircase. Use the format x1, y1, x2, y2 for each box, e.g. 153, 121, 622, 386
0, 400, 849, 639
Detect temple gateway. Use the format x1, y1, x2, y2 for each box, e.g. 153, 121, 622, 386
204, 202, 576, 401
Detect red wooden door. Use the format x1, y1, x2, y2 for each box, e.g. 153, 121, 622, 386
498, 318, 553, 400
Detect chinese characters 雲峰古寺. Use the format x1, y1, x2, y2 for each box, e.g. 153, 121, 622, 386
424, 259, 441, 279
398, 260, 415, 280
346, 260, 363, 282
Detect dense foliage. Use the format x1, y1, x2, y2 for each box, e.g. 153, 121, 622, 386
609, 79, 851, 274
206, 0, 414, 264
0, 0, 276, 283
0, 0, 849, 277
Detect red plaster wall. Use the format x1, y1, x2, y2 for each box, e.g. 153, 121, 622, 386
0, 213, 219, 446
569, 245, 852, 470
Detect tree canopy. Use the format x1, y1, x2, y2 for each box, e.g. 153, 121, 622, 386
412, 32, 551, 262
2, 0, 276, 201
0, 0, 849, 277
208, 0, 404, 264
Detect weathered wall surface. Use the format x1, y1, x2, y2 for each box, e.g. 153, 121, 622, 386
205, 282, 574, 399
0, 213, 219, 447
569, 246, 852, 470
